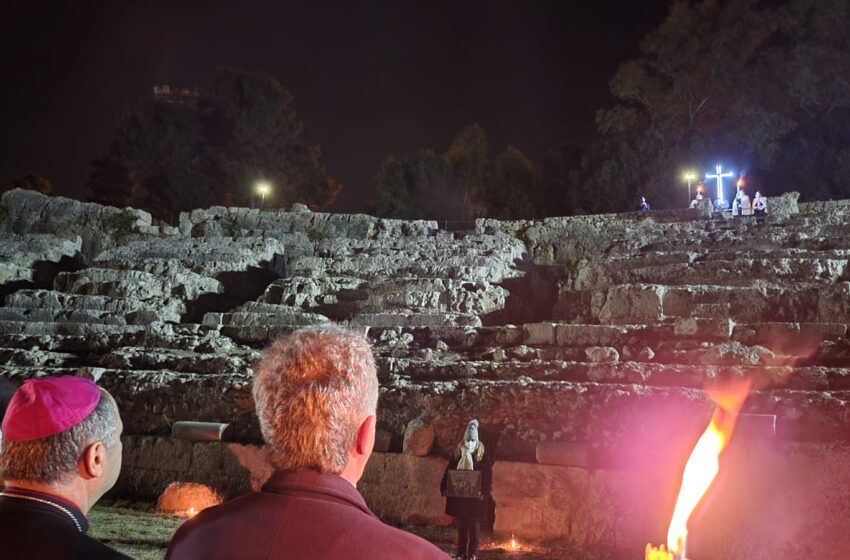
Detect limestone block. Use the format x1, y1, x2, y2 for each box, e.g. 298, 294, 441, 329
535, 442, 591, 468
492, 461, 648, 546
767, 191, 800, 222
374, 429, 393, 452
403, 418, 435, 456
119, 436, 273, 499
818, 282, 850, 323
596, 285, 665, 324
673, 317, 734, 339
492, 443, 850, 559
523, 323, 556, 345
584, 346, 620, 364
358, 452, 451, 526
555, 324, 627, 347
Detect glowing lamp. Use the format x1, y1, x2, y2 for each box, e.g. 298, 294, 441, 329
682, 170, 698, 204
256, 181, 271, 209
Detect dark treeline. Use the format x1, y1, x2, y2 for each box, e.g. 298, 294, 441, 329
87, 68, 340, 222
7, 0, 849, 221
373, 0, 850, 219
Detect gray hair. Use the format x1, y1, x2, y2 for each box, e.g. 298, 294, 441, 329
252, 325, 379, 474
0, 388, 119, 484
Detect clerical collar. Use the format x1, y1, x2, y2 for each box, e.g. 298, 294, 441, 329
0, 486, 89, 533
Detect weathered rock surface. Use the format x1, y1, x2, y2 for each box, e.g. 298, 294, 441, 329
493, 442, 850, 559
2, 190, 850, 552
403, 417, 435, 456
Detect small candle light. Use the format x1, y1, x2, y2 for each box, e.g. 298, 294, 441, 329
510, 534, 518, 551
186, 507, 197, 517
645, 543, 672, 560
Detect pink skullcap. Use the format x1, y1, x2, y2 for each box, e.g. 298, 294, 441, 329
1, 376, 101, 442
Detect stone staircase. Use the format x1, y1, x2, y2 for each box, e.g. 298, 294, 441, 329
1, 188, 849, 477
4, 188, 850, 556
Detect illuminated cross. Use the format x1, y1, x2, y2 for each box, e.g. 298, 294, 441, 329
705, 164, 734, 204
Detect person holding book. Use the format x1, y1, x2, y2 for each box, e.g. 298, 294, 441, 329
440, 419, 493, 560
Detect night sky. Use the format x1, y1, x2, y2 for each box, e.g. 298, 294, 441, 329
0, 1, 668, 212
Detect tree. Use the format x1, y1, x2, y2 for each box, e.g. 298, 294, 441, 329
200, 69, 340, 209
98, 68, 339, 218
371, 150, 472, 220
589, 0, 850, 209
371, 156, 418, 219
10, 174, 53, 195
444, 123, 490, 206
483, 147, 537, 219
87, 157, 139, 208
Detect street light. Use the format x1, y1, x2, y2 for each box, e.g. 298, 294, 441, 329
256, 182, 271, 210
682, 171, 698, 205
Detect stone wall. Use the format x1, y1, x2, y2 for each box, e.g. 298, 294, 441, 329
2, 188, 850, 557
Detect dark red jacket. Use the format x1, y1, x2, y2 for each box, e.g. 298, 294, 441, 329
166, 469, 449, 560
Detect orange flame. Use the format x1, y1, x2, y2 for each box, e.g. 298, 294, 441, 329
666, 378, 752, 557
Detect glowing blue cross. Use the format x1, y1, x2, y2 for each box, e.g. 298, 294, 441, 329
705, 164, 734, 204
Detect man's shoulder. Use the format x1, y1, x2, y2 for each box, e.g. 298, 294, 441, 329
361, 520, 448, 559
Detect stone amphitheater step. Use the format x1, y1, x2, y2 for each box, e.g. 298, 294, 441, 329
0, 348, 82, 368
364, 320, 847, 353
0, 367, 256, 438
349, 312, 482, 328
380, 381, 850, 458
0, 320, 145, 336
287, 235, 525, 283
583, 255, 849, 288
588, 283, 847, 324
219, 324, 303, 345
4, 290, 185, 323
288, 258, 514, 284
0, 326, 240, 355
179, 205, 438, 240
639, 222, 850, 253
4, 366, 849, 458
202, 304, 330, 328
54, 268, 223, 301
259, 276, 507, 319
0, 234, 82, 287
0, 307, 130, 325
99, 346, 258, 374
93, 237, 287, 277
387, 358, 850, 390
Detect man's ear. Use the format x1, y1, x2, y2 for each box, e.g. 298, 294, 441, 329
80, 441, 107, 479
355, 415, 377, 456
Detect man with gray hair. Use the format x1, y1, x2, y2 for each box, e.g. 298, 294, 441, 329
167, 325, 448, 559
0, 376, 130, 560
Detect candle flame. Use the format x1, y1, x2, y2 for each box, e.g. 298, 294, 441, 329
665, 378, 752, 556
510, 534, 518, 550
186, 507, 197, 517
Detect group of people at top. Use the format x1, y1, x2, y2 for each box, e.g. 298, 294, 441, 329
638, 183, 769, 215
0, 325, 492, 560
690, 184, 768, 216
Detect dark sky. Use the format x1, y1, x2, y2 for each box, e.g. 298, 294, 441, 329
0, 1, 668, 212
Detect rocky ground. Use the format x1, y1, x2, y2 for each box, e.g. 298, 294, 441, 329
90, 504, 634, 560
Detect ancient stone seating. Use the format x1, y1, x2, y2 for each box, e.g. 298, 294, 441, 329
3, 188, 850, 556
